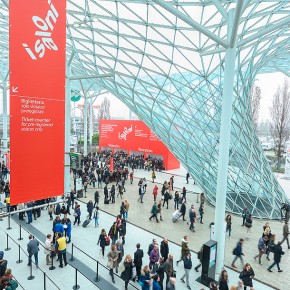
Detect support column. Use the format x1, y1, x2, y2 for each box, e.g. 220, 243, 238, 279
64, 63, 72, 196
214, 10, 237, 274
2, 75, 8, 150
89, 97, 93, 152
84, 94, 88, 156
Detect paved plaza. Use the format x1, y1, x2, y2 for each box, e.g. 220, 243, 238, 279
0, 167, 289, 290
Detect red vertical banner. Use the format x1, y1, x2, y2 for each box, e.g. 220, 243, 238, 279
110, 157, 114, 171
9, 0, 66, 204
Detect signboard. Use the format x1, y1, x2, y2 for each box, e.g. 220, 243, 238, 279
9, 0, 66, 204
99, 120, 180, 170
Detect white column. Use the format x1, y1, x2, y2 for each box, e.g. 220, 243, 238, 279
84, 93, 88, 155
214, 10, 237, 274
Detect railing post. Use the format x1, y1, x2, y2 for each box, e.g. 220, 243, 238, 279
27, 262, 35, 280
44, 272, 47, 290
94, 261, 101, 282
18, 224, 23, 240
16, 245, 23, 264
49, 251, 55, 270
7, 212, 11, 230
72, 268, 80, 290
69, 243, 75, 261
5, 233, 10, 251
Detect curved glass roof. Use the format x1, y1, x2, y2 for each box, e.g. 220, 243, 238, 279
1, 0, 290, 218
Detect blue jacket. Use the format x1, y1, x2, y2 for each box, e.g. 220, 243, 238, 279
54, 223, 64, 234
233, 242, 243, 257
153, 281, 161, 290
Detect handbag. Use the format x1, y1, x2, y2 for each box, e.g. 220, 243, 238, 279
105, 236, 111, 246
138, 280, 144, 287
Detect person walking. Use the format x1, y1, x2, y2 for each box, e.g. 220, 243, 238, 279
176, 236, 189, 265
152, 170, 156, 183
231, 239, 244, 268
110, 185, 116, 203
107, 245, 119, 284
156, 258, 166, 290
120, 254, 134, 290
245, 214, 253, 236
180, 201, 186, 221
219, 270, 229, 290
73, 205, 81, 226
134, 243, 143, 281
267, 241, 284, 272
239, 263, 255, 290
87, 200, 94, 220
27, 235, 39, 268
266, 234, 276, 260
189, 206, 196, 232
199, 203, 204, 224
129, 171, 134, 184
163, 191, 170, 209
174, 191, 179, 210
153, 185, 159, 202
94, 190, 100, 207
254, 236, 267, 265
93, 206, 99, 227
97, 229, 107, 258
109, 222, 119, 245
44, 234, 53, 265
186, 173, 190, 184
138, 185, 145, 203
225, 213, 232, 238
149, 202, 159, 223
242, 206, 250, 226
180, 252, 192, 289
116, 239, 124, 273
124, 200, 129, 220
165, 254, 174, 286
149, 244, 160, 274
55, 233, 68, 268
157, 200, 163, 221
280, 220, 290, 249
160, 238, 169, 261
194, 246, 203, 272
152, 274, 161, 290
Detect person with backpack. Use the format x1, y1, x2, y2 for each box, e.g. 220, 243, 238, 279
231, 239, 244, 268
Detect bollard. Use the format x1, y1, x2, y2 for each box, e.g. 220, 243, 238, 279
72, 268, 80, 290
49, 251, 55, 270
7, 213, 11, 230
94, 261, 101, 282
27, 262, 35, 280
18, 225, 23, 240
5, 233, 10, 251
16, 245, 23, 264
44, 272, 47, 290
69, 243, 75, 262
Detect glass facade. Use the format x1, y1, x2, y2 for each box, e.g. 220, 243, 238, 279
1, 0, 289, 218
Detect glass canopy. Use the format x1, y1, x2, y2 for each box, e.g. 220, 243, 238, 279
1, 0, 290, 218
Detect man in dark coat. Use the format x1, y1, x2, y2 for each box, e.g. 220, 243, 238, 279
134, 243, 144, 280
231, 238, 244, 268
94, 190, 100, 207
267, 241, 284, 272
87, 200, 94, 219
104, 185, 109, 200
180, 202, 186, 221
160, 238, 169, 261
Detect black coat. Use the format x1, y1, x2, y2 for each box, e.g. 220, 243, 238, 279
218, 278, 229, 290
273, 244, 284, 263
97, 234, 107, 248
239, 268, 254, 287
180, 203, 186, 215
121, 261, 133, 281
160, 241, 169, 259
134, 249, 144, 267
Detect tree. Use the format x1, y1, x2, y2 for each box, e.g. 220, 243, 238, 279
98, 97, 111, 119
250, 83, 262, 129
269, 79, 290, 169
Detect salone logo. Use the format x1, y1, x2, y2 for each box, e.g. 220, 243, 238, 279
118, 125, 133, 141
22, 0, 59, 60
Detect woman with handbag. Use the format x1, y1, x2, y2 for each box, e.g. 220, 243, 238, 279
120, 254, 134, 290
107, 245, 119, 284
97, 229, 107, 257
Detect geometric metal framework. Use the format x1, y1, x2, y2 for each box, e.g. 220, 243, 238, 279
1, 0, 290, 218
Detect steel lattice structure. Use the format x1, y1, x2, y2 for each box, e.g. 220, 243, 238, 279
1, 0, 290, 218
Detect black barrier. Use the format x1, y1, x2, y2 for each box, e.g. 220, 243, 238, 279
49, 252, 56, 270
72, 268, 80, 290
94, 261, 100, 282
69, 243, 75, 261
7, 213, 11, 230
18, 224, 23, 240
5, 233, 10, 251
71, 244, 139, 289
44, 272, 47, 290
16, 245, 23, 264
27, 262, 35, 281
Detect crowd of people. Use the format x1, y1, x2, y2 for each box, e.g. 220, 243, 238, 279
0, 251, 18, 290
1, 151, 289, 290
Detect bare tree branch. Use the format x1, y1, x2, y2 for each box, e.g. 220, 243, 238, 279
250, 83, 262, 129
